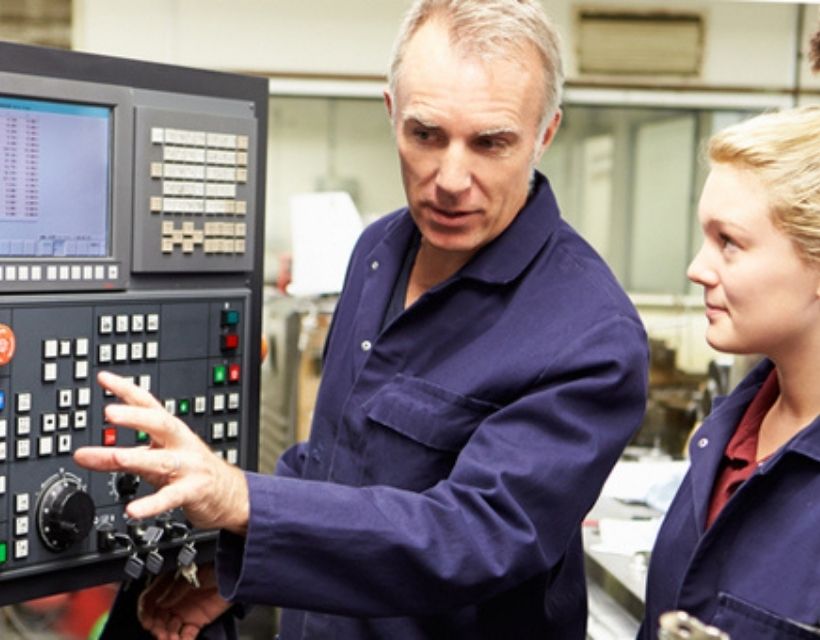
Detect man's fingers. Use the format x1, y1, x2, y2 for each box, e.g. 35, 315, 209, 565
104, 404, 184, 448
74, 447, 181, 485
126, 482, 187, 521
98, 370, 163, 409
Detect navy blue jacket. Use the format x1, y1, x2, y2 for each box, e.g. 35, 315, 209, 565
641, 359, 820, 639
218, 172, 649, 639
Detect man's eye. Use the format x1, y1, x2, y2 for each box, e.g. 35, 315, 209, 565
413, 128, 433, 141
475, 137, 508, 151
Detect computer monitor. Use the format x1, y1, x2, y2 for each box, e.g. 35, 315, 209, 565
0, 95, 111, 259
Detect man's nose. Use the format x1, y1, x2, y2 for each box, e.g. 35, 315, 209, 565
435, 145, 472, 198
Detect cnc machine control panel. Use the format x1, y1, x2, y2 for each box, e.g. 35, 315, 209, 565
0, 42, 266, 603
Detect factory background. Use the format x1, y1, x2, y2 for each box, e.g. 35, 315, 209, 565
0, 1, 817, 638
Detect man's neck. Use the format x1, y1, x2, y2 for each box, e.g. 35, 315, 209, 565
404, 240, 475, 308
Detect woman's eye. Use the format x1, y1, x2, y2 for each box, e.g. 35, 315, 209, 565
719, 233, 738, 251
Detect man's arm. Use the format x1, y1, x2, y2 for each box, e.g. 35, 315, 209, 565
217, 315, 648, 616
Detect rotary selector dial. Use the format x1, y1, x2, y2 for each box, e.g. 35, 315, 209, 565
114, 472, 141, 500
37, 472, 96, 552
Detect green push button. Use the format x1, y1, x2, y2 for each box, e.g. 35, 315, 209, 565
137, 431, 150, 443
213, 365, 227, 385
178, 398, 190, 415
221, 309, 240, 327
0, 542, 7, 564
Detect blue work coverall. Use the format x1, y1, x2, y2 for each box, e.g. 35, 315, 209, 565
640, 359, 820, 639
218, 172, 649, 639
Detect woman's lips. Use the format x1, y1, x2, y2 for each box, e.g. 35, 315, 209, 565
705, 303, 727, 320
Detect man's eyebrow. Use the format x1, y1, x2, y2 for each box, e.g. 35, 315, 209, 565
401, 113, 438, 129
475, 126, 518, 137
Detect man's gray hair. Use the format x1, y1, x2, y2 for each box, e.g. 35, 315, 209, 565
388, 0, 565, 126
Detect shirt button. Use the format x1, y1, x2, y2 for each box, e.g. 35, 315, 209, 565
697, 437, 709, 448
360, 340, 372, 352
370, 260, 380, 271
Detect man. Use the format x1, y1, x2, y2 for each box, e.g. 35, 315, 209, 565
76, 1, 649, 638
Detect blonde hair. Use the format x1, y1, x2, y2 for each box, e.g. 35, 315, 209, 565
387, 0, 564, 128
708, 105, 820, 266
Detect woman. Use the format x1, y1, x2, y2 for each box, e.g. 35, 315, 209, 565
640, 105, 820, 639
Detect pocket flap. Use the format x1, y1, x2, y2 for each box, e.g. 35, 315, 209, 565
362, 374, 497, 452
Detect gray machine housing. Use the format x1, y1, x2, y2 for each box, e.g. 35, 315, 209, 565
0, 40, 267, 604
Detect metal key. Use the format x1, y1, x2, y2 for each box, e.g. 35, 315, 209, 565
176, 542, 200, 588
177, 560, 200, 588
659, 611, 730, 640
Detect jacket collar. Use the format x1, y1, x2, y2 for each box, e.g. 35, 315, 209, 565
688, 358, 820, 530
378, 171, 561, 287
687, 359, 772, 531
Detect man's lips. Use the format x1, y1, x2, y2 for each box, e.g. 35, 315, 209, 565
429, 205, 476, 218
425, 203, 481, 222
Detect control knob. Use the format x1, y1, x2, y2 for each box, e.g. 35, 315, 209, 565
115, 473, 140, 500
37, 472, 96, 552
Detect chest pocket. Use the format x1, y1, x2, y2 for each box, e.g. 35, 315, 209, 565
711, 592, 820, 639
361, 374, 498, 490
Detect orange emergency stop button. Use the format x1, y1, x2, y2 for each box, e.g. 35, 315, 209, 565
0, 324, 16, 366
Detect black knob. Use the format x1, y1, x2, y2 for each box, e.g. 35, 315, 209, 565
116, 473, 140, 499
38, 474, 96, 551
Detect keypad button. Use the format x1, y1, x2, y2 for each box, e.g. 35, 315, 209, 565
16, 393, 31, 413
43, 340, 58, 359
38, 437, 54, 456
131, 315, 145, 332
98, 344, 112, 364
99, 316, 113, 335
115, 315, 129, 334
15, 517, 29, 536
15, 494, 29, 513
16, 439, 30, 459
75, 338, 89, 357
74, 410, 88, 429
77, 387, 91, 407
58, 389, 73, 409
14, 539, 29, 560
74, 360, 89, 380
114, 343, 129, 363
57, 434, 72, 454
16, 416, 30, 436
43, 362, 58, 382
41, 414, 56, 433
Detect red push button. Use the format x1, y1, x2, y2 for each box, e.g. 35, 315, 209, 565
0, 324, 16, 366
103, 427, 117, 446
221, 333, 239, 351
228, 364, 241, 383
